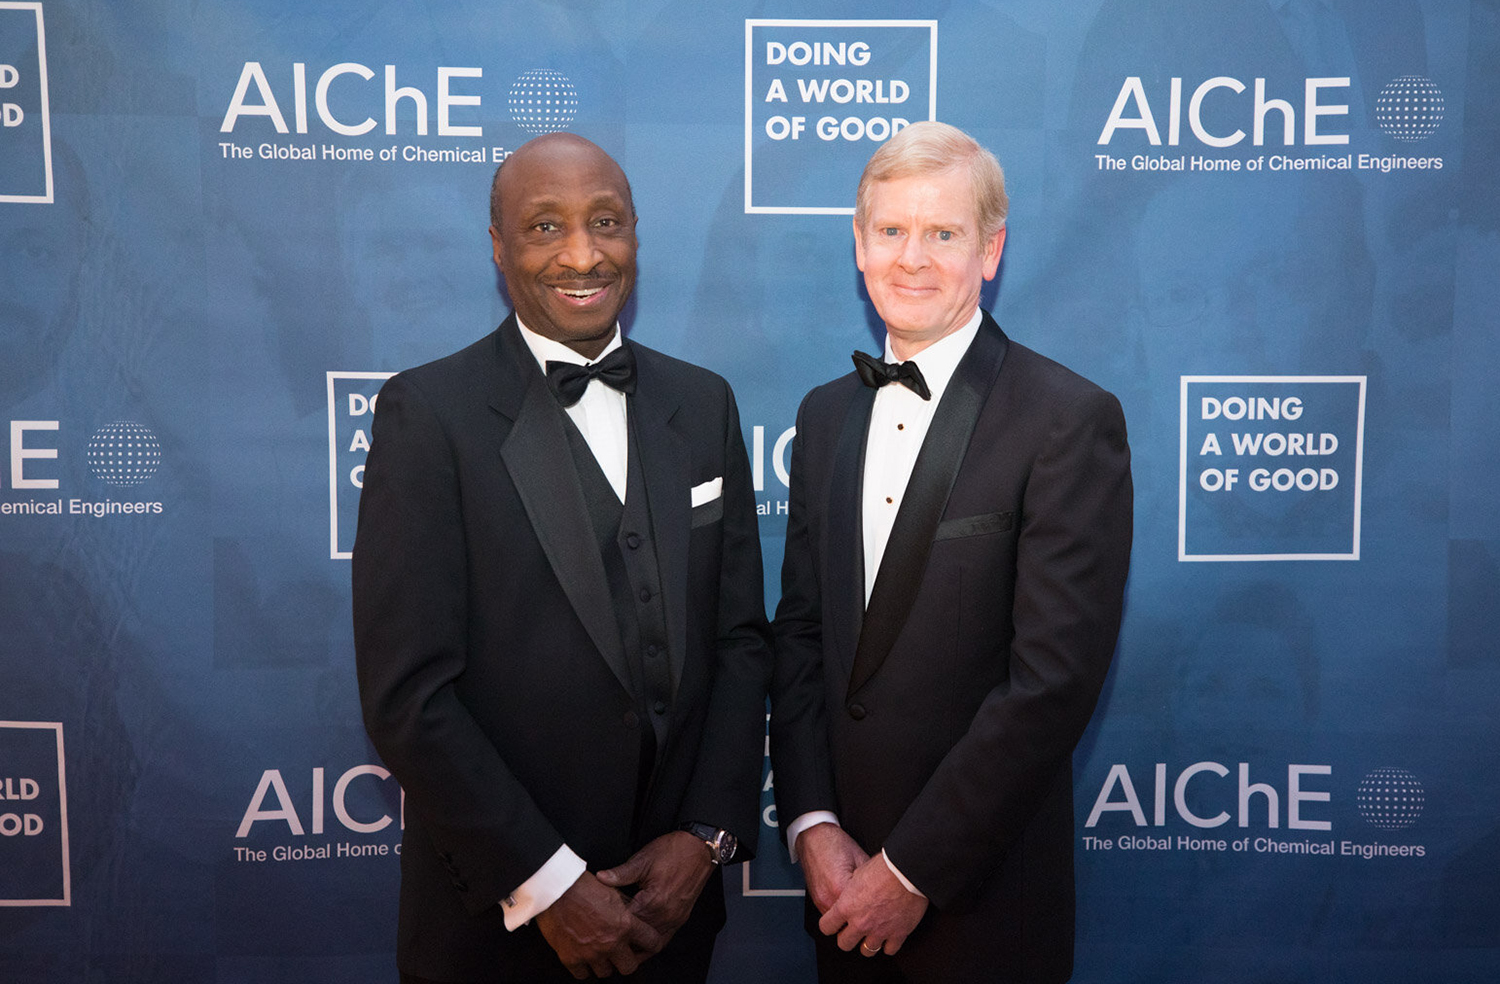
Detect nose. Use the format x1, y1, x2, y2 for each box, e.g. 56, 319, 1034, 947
556, 226, 602, 273
896, 234, 929, 272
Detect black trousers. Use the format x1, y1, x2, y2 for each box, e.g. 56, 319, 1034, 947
399, 896, 717, 984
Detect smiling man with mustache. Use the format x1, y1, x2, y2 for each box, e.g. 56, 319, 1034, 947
354, 133, 772, 983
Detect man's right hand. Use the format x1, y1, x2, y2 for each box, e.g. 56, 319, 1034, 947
534, 871, 665, 979
797, 822, 870, 915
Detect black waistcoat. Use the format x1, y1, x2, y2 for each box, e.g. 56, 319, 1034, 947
559, 411, 674, 803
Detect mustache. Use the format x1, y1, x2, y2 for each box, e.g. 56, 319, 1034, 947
540, 270, 620, 287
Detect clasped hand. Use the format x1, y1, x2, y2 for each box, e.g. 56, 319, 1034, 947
537, 831, 714, 979
799, 822, 928, 957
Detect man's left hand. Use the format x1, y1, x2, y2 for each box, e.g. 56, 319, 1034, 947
817, 853, 928, 957
597, 831, 714, 949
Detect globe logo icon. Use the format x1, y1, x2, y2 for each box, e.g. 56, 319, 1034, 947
1355, 767, 1425, 830
86, 420, 162, 487
1374, 76, 1444, 142
508, 69, 579, 135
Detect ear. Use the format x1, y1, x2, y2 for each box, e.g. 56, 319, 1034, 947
852, 216, 867, 272
981, 226, 1007, 281
488, 225, 504, 267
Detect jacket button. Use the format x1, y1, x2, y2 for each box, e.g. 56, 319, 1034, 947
652, 699, 668, 715
639, 587, 652, 602
625, 533, 641, 549
848, 703, 866, 720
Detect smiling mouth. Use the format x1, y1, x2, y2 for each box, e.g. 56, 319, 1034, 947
549, 283, 613, 304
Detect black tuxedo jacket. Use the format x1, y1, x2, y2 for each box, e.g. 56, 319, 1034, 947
353, 316, 771, 982
770, 313, 1132, 982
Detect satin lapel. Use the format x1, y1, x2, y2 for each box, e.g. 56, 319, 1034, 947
493, 322, 633, 694
824, 383, 874, 686
628, 347, 690, 693
846, 316, 1009, 700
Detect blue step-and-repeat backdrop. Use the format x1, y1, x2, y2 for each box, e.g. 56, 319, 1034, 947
2, 1, 1497, 980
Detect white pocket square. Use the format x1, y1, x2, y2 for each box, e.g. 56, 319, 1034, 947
690, 477, 723, 507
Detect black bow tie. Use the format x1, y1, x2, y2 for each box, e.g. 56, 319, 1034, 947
545, 345, 637, 407
851, 350, 931, 401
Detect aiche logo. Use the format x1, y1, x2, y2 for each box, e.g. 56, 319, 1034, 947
1092, 73, 1447, 175
508, 69, 578, 135
0, 1, 53, 203
216, 58, 585, 167
1097, 76, 1357, 149
0, 721, 69, 907
1, 418, 166, 517
232, 765, 403, 865
217, 59, 585, 153
220, 60, 484, 137
1081, 760, 1429, 862
1374, 76, 1443, 142
1085, 761, 1333, 832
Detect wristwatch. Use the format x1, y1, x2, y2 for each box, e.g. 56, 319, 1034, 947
680, 821, 738, 865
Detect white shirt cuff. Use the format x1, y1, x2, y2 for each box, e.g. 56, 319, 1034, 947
786, 810, 841, 864
500, 844, 588, 931
881, 849, 927, 899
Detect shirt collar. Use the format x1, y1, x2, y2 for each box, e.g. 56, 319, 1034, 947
882, 308, 983, 403
516, 315, 623, 371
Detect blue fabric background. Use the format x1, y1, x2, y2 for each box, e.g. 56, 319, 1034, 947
1, 1, 1495, 980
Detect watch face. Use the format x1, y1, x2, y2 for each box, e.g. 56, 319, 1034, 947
683, 822, 737, 863
716, 830, 738, 864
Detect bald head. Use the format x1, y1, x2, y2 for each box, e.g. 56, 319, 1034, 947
489, 133, 634, 232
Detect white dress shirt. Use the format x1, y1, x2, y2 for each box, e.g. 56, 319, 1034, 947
498, 319, 631, 929
860, 309, 982, 604
787, 308, 984, 899
517, 318, 630, 502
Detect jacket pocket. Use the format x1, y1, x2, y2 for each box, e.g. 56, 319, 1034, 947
690, 496, 724, 528
933, 510, 1014, 541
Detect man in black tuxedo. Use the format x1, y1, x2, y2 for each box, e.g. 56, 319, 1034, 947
770, 121, 1133, 982
353, 133, 771, 983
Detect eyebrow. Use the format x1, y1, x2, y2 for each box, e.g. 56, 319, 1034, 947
872, 218, 973, 231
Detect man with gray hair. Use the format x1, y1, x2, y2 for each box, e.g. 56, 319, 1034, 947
770, 121, 1133, 982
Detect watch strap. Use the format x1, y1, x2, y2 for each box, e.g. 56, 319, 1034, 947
679, 821, 736, 865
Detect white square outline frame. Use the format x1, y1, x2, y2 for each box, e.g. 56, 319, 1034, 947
744, 19, 938, 215
742, 726, 803, 896
1178, 375, 1366, 562
0, 2, 53, 204
327, 371, 394, 560
741, 859, 804, 898
0, 721, 69, 906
